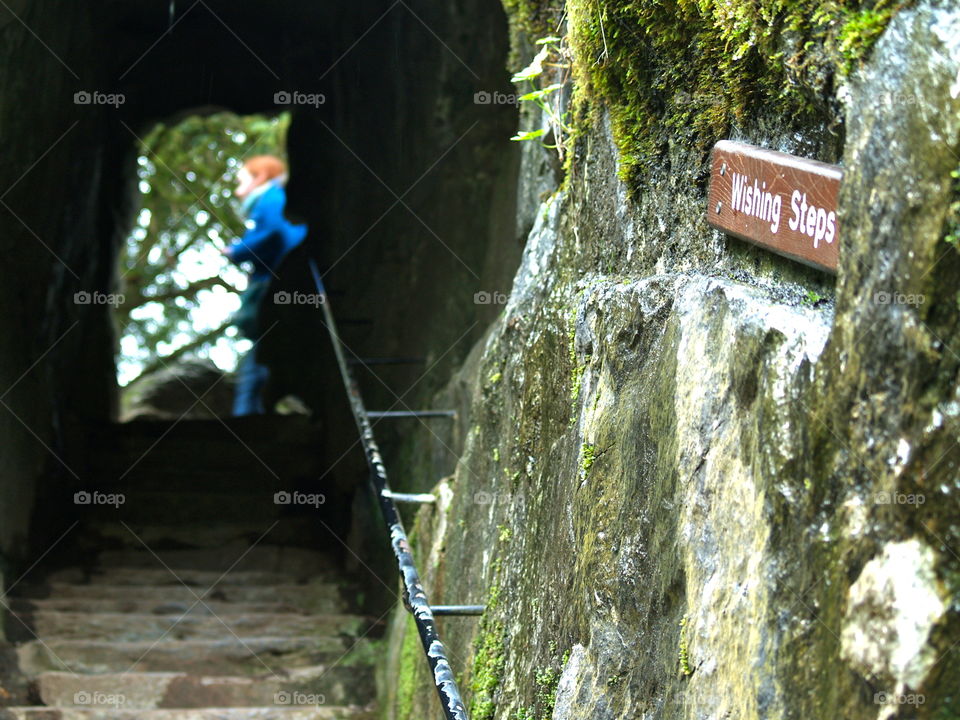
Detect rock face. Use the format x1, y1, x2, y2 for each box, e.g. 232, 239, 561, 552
120, 360, 234, 421
379, 3, 960, 720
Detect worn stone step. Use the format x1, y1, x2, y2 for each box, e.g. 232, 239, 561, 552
89, 416, 322, 445
96, 544, 335, 574
0, 706, 375, 720
87, 460, 325, 488
8, 611, 372, 643
77, 492, 284, 524
44, 568, 313, 587
18, 582, 344, 611
85, 418, 322, 460
75, 519, 324, 551
85, 470, 313, 494
17, 637, 375, 675
35, 666, 374, 708
10, 598, 338, 616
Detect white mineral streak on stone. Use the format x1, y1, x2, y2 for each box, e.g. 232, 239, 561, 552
890, 437, 911, 473
551, 644, 587, 720
426, 480, 454, 573
841, 539, 946, 693
842, 495, 869, 540
671, 278, 831, 720
506, 194, 562, 317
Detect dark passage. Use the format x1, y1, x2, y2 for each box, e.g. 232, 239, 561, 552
0, 0, 519, 716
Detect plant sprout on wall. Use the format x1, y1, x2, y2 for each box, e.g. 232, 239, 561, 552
510, 36, 573, 160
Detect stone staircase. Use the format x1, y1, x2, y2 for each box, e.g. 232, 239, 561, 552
1, 417, 381, 719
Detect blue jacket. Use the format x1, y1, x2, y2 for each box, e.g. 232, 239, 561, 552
226, 183, 307, 280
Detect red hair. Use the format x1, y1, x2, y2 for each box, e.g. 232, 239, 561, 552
243, 155, 286, 182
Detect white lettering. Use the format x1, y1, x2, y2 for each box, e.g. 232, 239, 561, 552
770, 195, 782, 233
825, 212, 836, 244
731, 173, 746, 211
788, 190, 801, 231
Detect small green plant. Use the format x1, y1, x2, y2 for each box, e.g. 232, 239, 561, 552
801, 289, 825, 307
580, 443, 598, 474
510, 36, 572, 160
678, 616, 693, 677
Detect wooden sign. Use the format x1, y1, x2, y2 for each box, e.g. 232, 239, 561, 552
707, 140, 842, 273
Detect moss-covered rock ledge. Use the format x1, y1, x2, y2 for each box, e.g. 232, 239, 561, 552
379, 2, 960, 720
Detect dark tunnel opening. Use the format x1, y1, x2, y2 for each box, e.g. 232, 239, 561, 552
1, 0, 521, 621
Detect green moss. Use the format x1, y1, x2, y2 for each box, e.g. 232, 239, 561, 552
534, 665, 562, 719
488, 371, 503, 385
570, 362, 586, 403
470, 621, 506, 720
678, 615, 693, 677
500, 0, 564, 43
579, 442, 597, 474
836, 4, 903, 74
470, 566, 508, 720
513, 648, 569, 720
566, 0, 908, 195
395, 615, 422, 720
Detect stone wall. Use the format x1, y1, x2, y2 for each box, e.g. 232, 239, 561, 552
0, 1, 123, 592
379, 3, 960, 719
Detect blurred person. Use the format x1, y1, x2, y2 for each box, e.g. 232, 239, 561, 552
223, 155, 307, 415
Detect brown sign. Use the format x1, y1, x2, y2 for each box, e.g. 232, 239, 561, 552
707, 140, 842, 273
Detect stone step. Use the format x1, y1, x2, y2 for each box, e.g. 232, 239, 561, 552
44, 568, 314, 587
0, 706, 375, 720
8, 611, 372, 643
17, 637, 375, 675
35, 666, 374, 708
96, 544, 335, 574
18, 583, 345, 611
10, 598, 337, 616
74, 519, 324, 551
76, 492, 285, 524
88, 416, 322, 446
87, 461, 325, 488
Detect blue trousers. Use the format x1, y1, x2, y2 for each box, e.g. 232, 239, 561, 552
233, 351, 269, 416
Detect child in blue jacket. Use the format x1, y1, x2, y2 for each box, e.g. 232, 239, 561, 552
224, 155, 307, 415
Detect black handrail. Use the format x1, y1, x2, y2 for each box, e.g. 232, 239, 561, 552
309, 260, 470, 720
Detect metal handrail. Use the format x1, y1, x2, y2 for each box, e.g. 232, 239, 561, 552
309, 260, 470, 720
